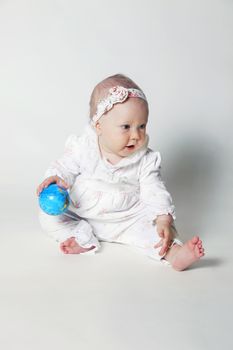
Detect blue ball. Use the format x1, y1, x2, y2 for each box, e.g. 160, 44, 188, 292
39, 184, 70, 215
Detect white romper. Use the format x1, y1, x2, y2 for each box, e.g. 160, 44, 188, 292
39, 122, 183, 263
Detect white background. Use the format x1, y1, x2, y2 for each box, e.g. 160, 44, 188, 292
1, 0, 232, 234
0, 1, 232, 349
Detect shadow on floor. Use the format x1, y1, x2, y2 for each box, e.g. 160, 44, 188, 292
187, 257, 224, 270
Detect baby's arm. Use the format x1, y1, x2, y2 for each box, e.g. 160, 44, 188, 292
139, 151, 176, 219
36, 135, 81, 196
139, 151, 176, 255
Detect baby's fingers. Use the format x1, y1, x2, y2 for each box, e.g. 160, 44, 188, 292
36, 177, 56, 196
158, 239, 169, 256
37, 177, 69, 196
154, 239, 163, 249
37, 185, 44, 196
56, 178, 69, 189
36, 182, 49, 196
36, 186, 41, 196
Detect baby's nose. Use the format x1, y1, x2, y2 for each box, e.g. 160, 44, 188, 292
130, 128, 140, 140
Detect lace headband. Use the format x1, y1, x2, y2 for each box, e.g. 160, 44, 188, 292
91, 85, 147, 125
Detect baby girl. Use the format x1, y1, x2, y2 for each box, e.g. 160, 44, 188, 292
36, 73, 205, 271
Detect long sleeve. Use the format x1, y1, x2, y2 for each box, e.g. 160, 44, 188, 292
139, 150, 176, 221
44, 134, 81, 188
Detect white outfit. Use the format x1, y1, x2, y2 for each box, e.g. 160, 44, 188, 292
39, 122, 183, 264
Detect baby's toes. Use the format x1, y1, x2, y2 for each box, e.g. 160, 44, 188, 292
64, 246, 74, 254
60, 238, 73, 252
60, 242, 65, 249
197, 247, 204, 257
60, 243, 68, 254
192, 236, 199, 245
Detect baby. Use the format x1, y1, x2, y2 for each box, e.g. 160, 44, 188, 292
36, 73, 205, 271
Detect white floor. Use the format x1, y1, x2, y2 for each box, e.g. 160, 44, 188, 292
0, 197, 232, 350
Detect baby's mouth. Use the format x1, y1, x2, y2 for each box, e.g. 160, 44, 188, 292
125, 145, 136, 150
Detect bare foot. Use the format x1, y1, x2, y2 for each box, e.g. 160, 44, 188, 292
60, 237, 95, 254
164, 236, 205, 271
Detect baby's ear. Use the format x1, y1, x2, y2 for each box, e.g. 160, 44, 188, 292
94, 121, 102, 135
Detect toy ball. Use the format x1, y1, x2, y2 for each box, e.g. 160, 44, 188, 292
39, 183, 70, 215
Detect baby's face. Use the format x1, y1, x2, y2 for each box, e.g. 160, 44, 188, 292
95, 98, 148, 159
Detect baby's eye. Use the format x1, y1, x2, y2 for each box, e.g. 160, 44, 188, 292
121, 124, 130, 130
139, 124, 146, 129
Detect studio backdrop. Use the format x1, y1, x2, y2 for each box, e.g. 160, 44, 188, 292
0, 0, 232, 236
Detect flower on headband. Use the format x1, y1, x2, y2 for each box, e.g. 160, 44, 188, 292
109, 86, 129, 103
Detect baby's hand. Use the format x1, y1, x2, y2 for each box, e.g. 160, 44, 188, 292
154, 215, 175, 256
36, 176, 69, 196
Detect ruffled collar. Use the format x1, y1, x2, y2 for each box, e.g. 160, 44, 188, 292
83, 122, 149, 169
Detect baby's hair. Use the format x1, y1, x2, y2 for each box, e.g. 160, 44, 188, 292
89, 73, 148, 119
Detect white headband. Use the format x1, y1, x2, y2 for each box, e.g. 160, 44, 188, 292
91, 85, 147, 125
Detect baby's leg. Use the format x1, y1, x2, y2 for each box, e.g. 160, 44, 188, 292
38, 209, 100, 254
113, 217, 181, 261
114, 217, 204, 270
